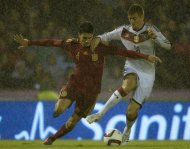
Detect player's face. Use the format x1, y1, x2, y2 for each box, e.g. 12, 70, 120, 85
78, 33, 93, 47
128, 13, 144, 30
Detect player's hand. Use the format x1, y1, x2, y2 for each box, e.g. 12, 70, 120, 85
90, 37, 101, 51
148, 55, 162, 64
13, 34, 28, 49
147, 27, 157, 39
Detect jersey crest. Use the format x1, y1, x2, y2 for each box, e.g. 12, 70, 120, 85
92, 53, 98, 62
121, 28, 151, 43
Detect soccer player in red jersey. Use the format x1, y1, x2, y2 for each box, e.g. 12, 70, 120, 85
14, 21, 161, 145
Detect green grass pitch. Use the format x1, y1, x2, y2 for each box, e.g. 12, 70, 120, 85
0, 140, 190, 149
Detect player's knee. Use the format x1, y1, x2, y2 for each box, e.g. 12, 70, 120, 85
54, 99, 70, 116
122, 83, 136, 94
122, 78, 137, 93
54, 106, 63, 115
122, 85, 131, 93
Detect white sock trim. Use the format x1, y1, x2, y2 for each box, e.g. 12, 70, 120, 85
113, 90, 122, 101
99, 90, 122, 115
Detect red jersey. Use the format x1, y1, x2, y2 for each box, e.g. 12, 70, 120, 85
28, 39, 148, 95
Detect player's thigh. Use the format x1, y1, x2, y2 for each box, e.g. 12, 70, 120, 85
122, 73, 138, 93
55, 85, 75, 113
75, 95, 97, 118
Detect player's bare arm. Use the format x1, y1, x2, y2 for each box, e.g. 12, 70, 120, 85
14, 35, 65, 48
147, 26, 171, 50
13, 34, 28, 49
90, 37, 101, 50
90, 37, 109, 50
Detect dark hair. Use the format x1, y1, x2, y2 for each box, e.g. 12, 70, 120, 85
79, 21, 94, 34
128, 4, 144, 16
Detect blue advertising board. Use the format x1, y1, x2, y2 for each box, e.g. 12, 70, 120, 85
0, 100, 190, 140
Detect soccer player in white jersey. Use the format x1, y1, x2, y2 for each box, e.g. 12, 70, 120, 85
86, 4, 171, 145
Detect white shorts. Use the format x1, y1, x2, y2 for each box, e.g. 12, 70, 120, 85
123, 67, 155, 105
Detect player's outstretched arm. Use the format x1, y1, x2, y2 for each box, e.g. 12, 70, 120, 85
104, 45, 162, 64
147, 26, 171, 50
13, 34, 28, 49
90, 37, 109, 50
147, 55, 162, 64
14, 34, 64, 47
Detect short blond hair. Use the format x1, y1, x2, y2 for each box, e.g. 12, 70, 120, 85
128, 4, 144, 17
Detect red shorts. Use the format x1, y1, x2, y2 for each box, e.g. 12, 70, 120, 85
58, 85, 98, 118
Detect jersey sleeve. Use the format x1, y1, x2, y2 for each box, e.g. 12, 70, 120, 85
103, 45, 149, 60
98, 26, 124, 42
28, 39, 74, 52
28, 39, 64, 47
152, 25, 171, 50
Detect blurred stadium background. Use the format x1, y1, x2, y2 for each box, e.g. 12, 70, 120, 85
0, 0, 190, 100
0, 0, 190, 144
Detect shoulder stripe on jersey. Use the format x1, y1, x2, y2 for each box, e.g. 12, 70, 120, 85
152, 25, 160, 32
163, 39, 171, 44
115, 24, 125, 30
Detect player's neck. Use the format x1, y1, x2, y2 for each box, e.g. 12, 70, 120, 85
133, 22, 145, 31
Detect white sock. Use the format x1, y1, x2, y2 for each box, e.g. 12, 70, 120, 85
123, 120, 135, 134
99, 90, 122, 116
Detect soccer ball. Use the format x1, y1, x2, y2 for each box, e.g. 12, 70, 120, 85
103, 129, 122, 146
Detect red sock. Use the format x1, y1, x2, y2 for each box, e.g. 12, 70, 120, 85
51, 123, 73, 141
118, 87, 127, 97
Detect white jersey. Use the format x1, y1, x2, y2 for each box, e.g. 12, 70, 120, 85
99, 23, 171, 74
99, 23, 171, 103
